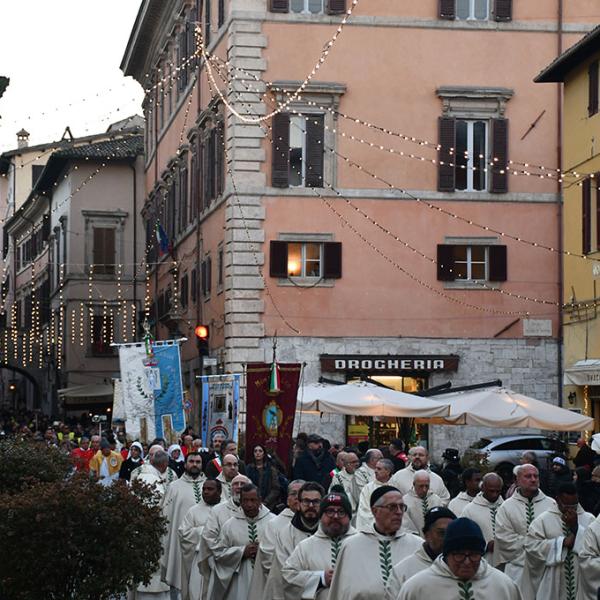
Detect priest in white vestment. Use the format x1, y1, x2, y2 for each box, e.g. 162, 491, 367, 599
447, 469, 482, 516
397, 518, 521, 600
249, 479, 305, 600
494, 464, 556, 585
212, 483, 274, 599
264, 482, 324, 600
356, 459, 395, 531
351, 449, 382, 501
161, 452, 207, 593
329, 452, 360, 513
216, 454, 239, 501
282, 492, 356, 599
389, 447, 450, 505
178, 478, 222, 600
328, 485, 422, 600
522, 483, 594, 600
385, 506, 456, 599
402, 471, 444, 536
578, 512, 600, 600
129, 449, 172, 600
132, 444, 178, 485
461, 472, 504, 562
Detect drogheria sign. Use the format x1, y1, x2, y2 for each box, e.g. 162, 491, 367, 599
320, 355, 460, 373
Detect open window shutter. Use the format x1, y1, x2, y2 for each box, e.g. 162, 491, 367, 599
438, 117, 456, 192
583, 178, 592, 254
327, 0, 347, 15
105, 228, 116, 273
597, 173, 600, 249
491, 118, 509, 194
589, 61, 599, 117
306, 115, 325, 188
323, 242, 342, 278
488, 245, 507, 282
439, 0, 456, 20
270, 0, 289, 13
207, 256, 212, 293
437, 245, 456, 281
272, 113, 290, 188
493, 0, 512, 21
270, 241, 288, 278
93, 228, 103, 267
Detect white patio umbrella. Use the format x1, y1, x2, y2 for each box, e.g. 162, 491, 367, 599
296, 381, 450, 418
425, 387, 593, 431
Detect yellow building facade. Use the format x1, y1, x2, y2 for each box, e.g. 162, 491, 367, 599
537, 25, 600, 431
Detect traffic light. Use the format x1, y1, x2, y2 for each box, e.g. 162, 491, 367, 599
194, 324, 210, 356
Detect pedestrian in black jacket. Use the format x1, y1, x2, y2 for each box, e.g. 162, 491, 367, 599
292, 433, 336, 489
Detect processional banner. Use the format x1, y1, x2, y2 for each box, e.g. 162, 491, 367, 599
199, 374, 240, 447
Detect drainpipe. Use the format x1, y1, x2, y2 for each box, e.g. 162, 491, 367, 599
128, 162, 138, 338
557, 0, 564, 407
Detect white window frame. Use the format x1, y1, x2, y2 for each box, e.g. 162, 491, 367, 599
456, 0, 489, 21
455, 119, 488, 192
290, 0, 324, 15
287, 241, 323, 278
454, 245, 489, 281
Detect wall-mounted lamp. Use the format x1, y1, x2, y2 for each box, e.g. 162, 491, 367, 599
567, 391, 577, 405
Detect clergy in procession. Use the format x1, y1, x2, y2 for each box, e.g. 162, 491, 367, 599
329, 452, 360, 513
402, 471, 444, 536
129, 450, 172, 600
447, 469, 482, 516
578, 511, 600, 600
89, 438, 123, 486
282, 491, 356, 600
397, 518, 522, 600
178, 478, 222, 600
211, 483, 274, 600
132, 444, 178, 485
521, 483, 594, 600
216, 454, 240, 501
264, 482, 325, 600
352, 449, 383, 500
389, 446, 450, 505
494, 464, 556, 584
328, 485, 422, 600
249, 479, 305, 600
201, 474, 250, 599
161, 452, 207, 594
461, 472, 504, 562
356, 458, 395, 531
385, 506, 456, 599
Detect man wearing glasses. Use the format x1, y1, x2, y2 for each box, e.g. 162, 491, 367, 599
264, 482, 325, 599
522, 482, 594, 600
328, 485, 422, 599
282, 492, 356, 599
397, 518, 521, 600
329, 452, 360, 514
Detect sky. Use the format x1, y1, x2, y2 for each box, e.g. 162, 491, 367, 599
0, 1, 145, 153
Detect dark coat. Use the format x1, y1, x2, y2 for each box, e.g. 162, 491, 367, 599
574, 444, 597, 470
292, 449, 336, 490
246, 461, 281, 510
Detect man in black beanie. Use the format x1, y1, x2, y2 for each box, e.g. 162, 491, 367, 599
396, 518, 521, 600
385, 506, 456, 597
282, 492, 356, 599
328, 485, 422, 599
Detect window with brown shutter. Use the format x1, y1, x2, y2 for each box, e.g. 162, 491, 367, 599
327, 0, 346, 15
91, 313, 115, 356
191, 268, 198, 303
488, 245, 507, 281
270, 241, 289, 278
589, 61, 599, 117
216, 121, 225, 197
181, 274, 189, 309
270, 0, 289, 12
306, 115, 325, 188
437, 245, 456, 280
583, 178, 592, 254
437, 243, 507, 282
323, 242, 342, 278
493, 0, 512, 21
205, 0, 211, 46
438, 117, 456, 192
439, 0, 456, 20
218, 0, 225, 27
490, 118, 509, 194
272, 113, 290, 188
93, 227, 116, 275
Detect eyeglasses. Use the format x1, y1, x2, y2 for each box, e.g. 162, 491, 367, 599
449, 552, 483, 563
377, 503, 407, 513
301, 499, 321, 506
323, 508, 348, 518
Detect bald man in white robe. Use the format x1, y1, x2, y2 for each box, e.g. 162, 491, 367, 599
402, 472, 444, 537
577, 512, 600, 599
356, 459, 394, 531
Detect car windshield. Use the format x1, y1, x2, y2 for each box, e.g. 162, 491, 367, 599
470, 438, 492, 450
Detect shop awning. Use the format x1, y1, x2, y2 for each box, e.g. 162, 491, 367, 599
563, 359, 600, 386
58, 383, 114, 398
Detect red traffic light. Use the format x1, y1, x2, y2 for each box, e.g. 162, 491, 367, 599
194, 325, 209, 340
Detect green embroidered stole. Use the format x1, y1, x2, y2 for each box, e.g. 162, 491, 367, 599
331, 537, 342, 568
422, 496, 430, 519
248, 522, 258, 567
525, 498, 535, 527
562, 521, 576, 600
458, 580, 474, 600
192, 480, 202, 503
490, 506, 498, 536
378, 540, 392, 584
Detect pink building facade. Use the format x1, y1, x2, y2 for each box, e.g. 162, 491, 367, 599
122, 0, 597, 452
